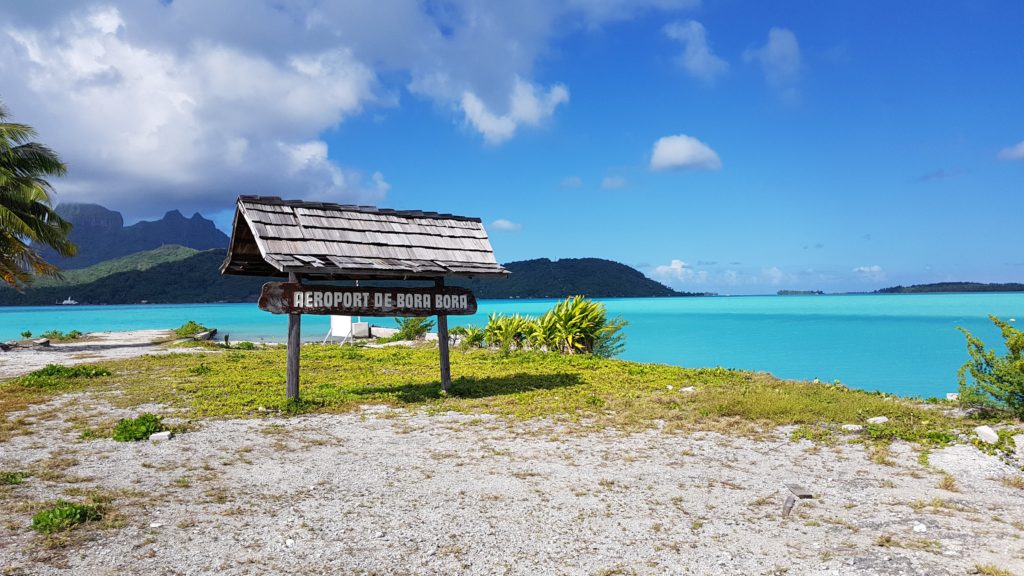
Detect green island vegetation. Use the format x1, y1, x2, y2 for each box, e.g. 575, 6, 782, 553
29, 245, 201, 287
877, 282, 1024, 294
777, 290, 824, 296
0, 252, 696, 306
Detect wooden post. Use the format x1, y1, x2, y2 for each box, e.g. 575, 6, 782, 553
286, 272, 301, 402
435, 277, 452, 391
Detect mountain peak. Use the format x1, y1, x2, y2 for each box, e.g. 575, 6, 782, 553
41, 203, 229, 269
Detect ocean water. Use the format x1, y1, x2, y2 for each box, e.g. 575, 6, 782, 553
2, 293, 1021, 399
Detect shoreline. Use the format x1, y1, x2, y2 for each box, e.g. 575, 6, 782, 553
0, 330, 186, 379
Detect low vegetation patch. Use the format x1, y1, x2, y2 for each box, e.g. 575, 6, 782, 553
112, 413, 164, 442
174, 320, 209, 338
31, 499, 103, 533
19, 364, 112, 389
0, 346, 970, 444
1, 470, 30, 485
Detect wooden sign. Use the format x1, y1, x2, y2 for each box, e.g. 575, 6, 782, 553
258, 282, 477, 316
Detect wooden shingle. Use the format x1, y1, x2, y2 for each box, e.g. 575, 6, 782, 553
220, 196, 509, 280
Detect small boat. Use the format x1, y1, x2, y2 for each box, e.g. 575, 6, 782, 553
61, 297, 78, 305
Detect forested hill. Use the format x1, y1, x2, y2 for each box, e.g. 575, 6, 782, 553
875, 282, 1024, 294
453, 258, 700, 298
0, 250, 267, 306
0, 253, 700, 306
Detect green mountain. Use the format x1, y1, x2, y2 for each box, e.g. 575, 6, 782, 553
32, 245, 201, 287
38, 203, 229, 269
452, 258, 701, 299
0, 253, 698, 305
875, 282, 1024, 294
0, 250, 267, 306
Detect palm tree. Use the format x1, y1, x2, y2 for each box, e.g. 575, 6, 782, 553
0, 102, 76, 289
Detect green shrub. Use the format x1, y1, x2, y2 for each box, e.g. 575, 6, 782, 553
20, 364, 112, 388
958, 316, 1024, 417
112, 413, 164, 442
234, 341, 257, 350
31, 500, 102, 533
20, 330, 31, 339
451, 325, 486, 348
40, 329, 83, 342
529, 296, 628, 357
395, 316, 434, 340
174, 320, 209, 338
485, 313, 534, 352
189, 363, 213, 375
483, 297, 629, 357
0, 471, 29, 485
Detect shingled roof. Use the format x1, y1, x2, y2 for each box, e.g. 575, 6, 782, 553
220, 196, 509, 280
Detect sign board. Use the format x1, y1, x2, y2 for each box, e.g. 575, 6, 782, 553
258, 282, 477, 317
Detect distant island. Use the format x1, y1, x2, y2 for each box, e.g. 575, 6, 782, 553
0, 250, 706, 306
777, 290, 824, 296
875, 282, 1024, 294
0, 204, 709, 305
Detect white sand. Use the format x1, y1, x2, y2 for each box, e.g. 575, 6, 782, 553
0, 330, 181, 378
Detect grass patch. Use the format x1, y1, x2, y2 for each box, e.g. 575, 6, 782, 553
18, 364, 112, 389
112, 413, 164, 442
0, 346, 992, 443
975, 565, 1014, 576
999, 476, 1024, 490
1, 470, 29, 485
31, 499, 103, 533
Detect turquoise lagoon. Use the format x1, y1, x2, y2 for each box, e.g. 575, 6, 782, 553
2, 293, 1022, 399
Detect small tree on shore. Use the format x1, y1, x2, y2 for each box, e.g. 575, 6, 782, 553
957, 315, 1024, 417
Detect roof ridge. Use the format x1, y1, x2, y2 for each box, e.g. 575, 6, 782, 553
237, 195, 481, 222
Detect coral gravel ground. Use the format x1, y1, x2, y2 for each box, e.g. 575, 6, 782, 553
1, 333, 1023, 575
1, 396, 1023, 575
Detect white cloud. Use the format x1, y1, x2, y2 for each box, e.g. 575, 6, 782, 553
0, 0, 697, 219
654, 259, 793, 288
490, 218, 522, 232
0, 6, 382, 216
654, 260, 708, 283
744, 27, 801, 95
762, 266, 786, 285
663, 20, 727, 83
852, 265, 885, 281
461, 78, 569, 144
649, 134, 721, 170
997, 140, 1024, 160
561, 176, 583, 188
601, 176, 627, 189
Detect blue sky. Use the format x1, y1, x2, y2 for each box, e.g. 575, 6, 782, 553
1, 1, 1022, 294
